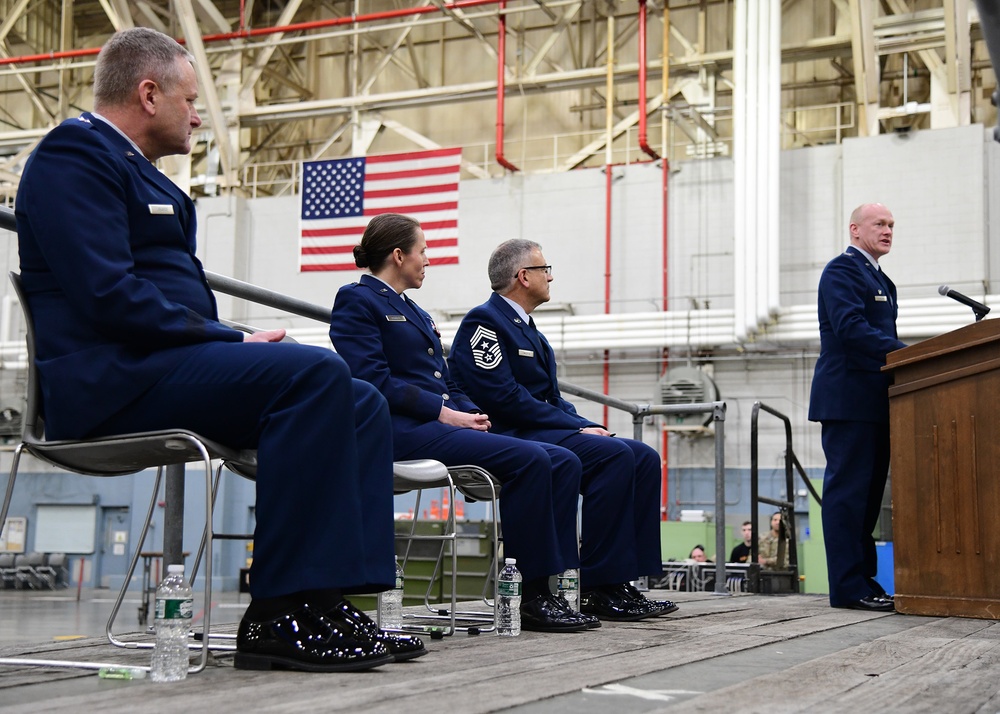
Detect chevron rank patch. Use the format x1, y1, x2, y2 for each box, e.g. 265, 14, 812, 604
470, 325, 503, 370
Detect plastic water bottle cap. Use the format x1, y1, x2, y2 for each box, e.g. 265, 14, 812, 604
167, 564, 184, 574
504, 557, 516, 565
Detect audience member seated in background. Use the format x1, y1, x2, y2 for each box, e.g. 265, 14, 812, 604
688, 545, 710, 563
686, 546, 716, 591
729, 521, 753, 564
329, 213, 594, 633
449, 239, 676, 622
759, 512, 789, 570
14, 27, 419, 673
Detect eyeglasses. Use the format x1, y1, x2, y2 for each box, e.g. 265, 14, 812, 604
518, 265, 552, 277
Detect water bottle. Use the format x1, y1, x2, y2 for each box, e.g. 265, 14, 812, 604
557, 568, 579, 611
497, 557, 522, 637
378, 556, 404, 630
150, 564, 192, 682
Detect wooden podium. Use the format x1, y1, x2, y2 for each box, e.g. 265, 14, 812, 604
884, 318, 1000, 619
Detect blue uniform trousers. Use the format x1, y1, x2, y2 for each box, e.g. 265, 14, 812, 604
544, 432, 663, 587
92, 341, 395, 601
820, 420, 890, 606
396, 427, 581, 581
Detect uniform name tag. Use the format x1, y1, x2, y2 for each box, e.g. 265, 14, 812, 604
518, 349, 534, 357
386, 314, 407, 322
874, 295, 888, 302
148, 204, 174, 215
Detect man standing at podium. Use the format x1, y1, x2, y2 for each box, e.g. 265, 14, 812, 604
809, 203, 906, 613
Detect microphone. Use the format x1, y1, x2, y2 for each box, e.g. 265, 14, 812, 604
938, 285, 991, 321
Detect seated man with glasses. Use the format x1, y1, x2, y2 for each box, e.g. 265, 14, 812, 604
449, 239, 677, 622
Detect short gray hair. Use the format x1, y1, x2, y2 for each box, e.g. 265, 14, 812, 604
94, 27, 192, 109
488, 239, 541, 293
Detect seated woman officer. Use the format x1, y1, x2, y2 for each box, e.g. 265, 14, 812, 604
329, 213, 594, 632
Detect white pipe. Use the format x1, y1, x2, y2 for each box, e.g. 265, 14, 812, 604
733, 0, 748, 341
766, 0, 782, 321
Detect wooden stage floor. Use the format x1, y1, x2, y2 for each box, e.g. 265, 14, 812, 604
1, 589, 998, 713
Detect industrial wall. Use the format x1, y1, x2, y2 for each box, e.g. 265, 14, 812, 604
1, 123, 996, 589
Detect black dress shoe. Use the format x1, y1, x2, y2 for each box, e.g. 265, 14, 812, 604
520, 594, 589, 632
235, 603, 394, 672
841, 595, 895, 613
325, 599, 428, 662
580, 587, 652, 622
620, 583, 679, 617
554, 594, 602, 629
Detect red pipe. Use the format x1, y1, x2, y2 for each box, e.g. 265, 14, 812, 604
602, 163, 612, 425
495, 0, 520, 172
660, 157, 670, 519
637, 0, 660, 160
0, 0, 504, 66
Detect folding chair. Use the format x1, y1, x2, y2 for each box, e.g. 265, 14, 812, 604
30, 552, 58, 590
0, 271, 255, 675
13, 553, 39, 589
392, 463, 501, 635
0, 552, 16, 588
39, 552, 68, 589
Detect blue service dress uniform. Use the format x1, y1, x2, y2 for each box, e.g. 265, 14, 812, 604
809, 246, 906, 606
449, 292, 663, 588
329, 274, 581, 582
15, 113, 395, 599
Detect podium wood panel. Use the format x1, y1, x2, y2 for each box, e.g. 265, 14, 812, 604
885, 318, 1000, 620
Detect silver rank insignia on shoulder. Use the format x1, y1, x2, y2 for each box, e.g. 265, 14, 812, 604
386, 314, 407, 322
470, 325, 503, 370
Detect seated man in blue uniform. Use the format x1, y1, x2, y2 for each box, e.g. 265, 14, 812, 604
449, 239, 676, 621
14, 27, 424, 671
330, 213, 594, 632
809, 203, 905, 613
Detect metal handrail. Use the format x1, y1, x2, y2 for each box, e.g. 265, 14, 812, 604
749, 400, 823, 594
561, 380, 728, 594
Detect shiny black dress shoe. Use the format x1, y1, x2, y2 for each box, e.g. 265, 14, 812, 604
580, 587, 652, 622
234, 603, 394, 672
520, 594, 590, 632
326, 599, 428, 661
620, 583, 679, 616
554, 594, 602, 629
841, 595, 895, 612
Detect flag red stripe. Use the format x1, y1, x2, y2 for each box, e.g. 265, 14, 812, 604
363, 201, 457, 216
425, 238, 458, 249
419, 219, 458, 231
366, 148, 461, 163
301, 263, 357, 271
301, 225, 364, 238
428, 256, 459, 266
364, 182, 458, 199
367, 165, 459, 181
301, 244, 357, 255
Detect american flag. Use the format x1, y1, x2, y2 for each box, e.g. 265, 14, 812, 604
299, 147, 461, 271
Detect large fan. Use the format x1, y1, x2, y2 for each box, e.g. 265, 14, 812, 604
657, 366, 719, 428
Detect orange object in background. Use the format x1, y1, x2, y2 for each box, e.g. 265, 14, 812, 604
429, 499, 440, 520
